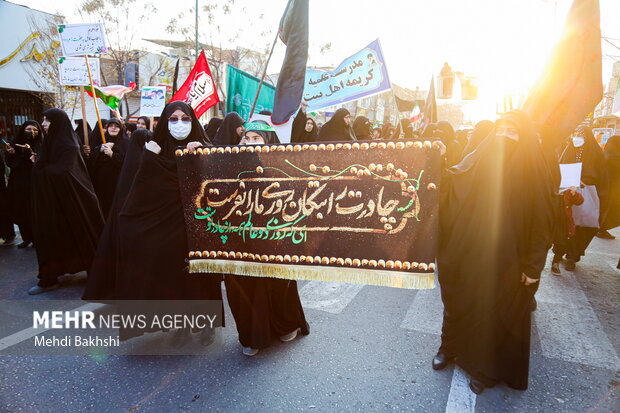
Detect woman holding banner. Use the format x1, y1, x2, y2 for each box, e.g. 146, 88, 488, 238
114, 101, 223, 344
225, 121, 309, 357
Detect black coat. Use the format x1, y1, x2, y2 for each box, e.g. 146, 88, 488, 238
83, 129, 152, 300
113, 102, 223, 340
6, 120, 42, 241
437, 110, 557, 390
89, 129, 129, 218
32, 108, 104, 286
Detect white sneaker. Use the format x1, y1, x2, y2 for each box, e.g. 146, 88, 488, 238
28, 283, 60, 295
279, 328, 300, 343
242, 347, 259, 356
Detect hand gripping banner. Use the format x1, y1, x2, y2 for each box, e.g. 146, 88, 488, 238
176, 140, 440, 289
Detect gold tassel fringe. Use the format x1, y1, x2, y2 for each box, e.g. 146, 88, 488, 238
189, 259, 435, 290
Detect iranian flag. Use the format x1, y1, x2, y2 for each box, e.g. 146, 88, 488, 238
410, 103, 422, 123
85, 82, 136, 109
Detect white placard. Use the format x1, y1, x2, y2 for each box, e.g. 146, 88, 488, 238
57, 23, 108, 56
559, 163, 582, 190
58, 57, 100, 86
140, 86, 167, 117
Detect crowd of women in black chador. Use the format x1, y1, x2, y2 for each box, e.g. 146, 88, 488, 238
3, 99, 618, 379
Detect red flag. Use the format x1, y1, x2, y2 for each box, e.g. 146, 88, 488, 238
171, 50, 219, 118
522, 0, 602, 144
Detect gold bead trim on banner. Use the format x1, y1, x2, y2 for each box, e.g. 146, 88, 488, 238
187, 250, 435, 272
174, 140, 436, 157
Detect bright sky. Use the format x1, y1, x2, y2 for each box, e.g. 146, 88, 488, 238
12, 0, 620, 119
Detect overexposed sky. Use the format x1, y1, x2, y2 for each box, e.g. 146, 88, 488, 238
11, 0, 620, 101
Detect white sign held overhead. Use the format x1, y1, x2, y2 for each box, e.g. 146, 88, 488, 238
140, 86, 167, 117
57, 23, 108, 56
58, 57, 100, 86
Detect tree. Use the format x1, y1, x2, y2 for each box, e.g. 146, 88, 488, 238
25, 13, 80, 114
165, 0, 271, 113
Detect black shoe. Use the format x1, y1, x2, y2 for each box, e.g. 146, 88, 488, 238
432, 352, 454, 371
17, 241, 31, 249
171, 328, 191, 347
469, 377, 485, 395
565, 258, 576, 271
199, 327, 215, 346
596, 230, 615, 239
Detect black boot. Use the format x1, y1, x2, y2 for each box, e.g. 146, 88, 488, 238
469, 377, 486, 395
432, 351, 454, 371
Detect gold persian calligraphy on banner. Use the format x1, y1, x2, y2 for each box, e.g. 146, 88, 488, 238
176, 140, 441, 290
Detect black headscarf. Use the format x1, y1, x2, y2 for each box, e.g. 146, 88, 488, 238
10, 120, 42, 153
435, 121, 464, 166
244, 120, 280, 144
213, 112, 245, 146
32, 108, 104, 286
318, 108, 355, 141
138, 116, 151, 130
125, 122, 137, 134
87, 119, 108, 151
353, 116, 372, 140
74, 119, 92, 147
152, 101, 209, 159
400, 118, 414, 139
463, 120, 494, 156
204, 117, 223, 141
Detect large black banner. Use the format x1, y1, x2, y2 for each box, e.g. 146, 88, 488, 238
176, 140, 440, 289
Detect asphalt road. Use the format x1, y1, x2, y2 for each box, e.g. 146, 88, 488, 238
0, 228, 618, 412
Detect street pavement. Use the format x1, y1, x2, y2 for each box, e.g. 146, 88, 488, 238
0, 228, 618, 412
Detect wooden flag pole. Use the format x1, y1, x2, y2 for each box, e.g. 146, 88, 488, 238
84, 55, 106, 144
79, 86, 89, 147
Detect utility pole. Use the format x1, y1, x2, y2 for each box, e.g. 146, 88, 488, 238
195, 0, 199, 62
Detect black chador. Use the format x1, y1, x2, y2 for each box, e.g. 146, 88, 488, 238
6, 120, 42, 245
436, 110, 556, 391
212, 112, 245, 145
114, 102, 224, 340
88, 118, 129, 218
31, 108, 104, 290
83, 128, 152, 301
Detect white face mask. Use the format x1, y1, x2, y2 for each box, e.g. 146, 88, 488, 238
572, 137, 585, 148
168, 121, 192, 140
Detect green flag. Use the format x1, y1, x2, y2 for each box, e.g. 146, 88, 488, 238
226, 65, 275, 120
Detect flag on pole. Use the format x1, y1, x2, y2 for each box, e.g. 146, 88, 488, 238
422, 76, 437, 128
84, 82, 136, 109
271, 0, 309, 125
171, 50, 219, 118
410, 102, 422, 123
522, 0, 602, 144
